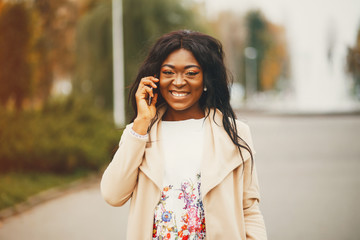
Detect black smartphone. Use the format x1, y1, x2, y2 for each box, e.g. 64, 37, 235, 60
148, 74, 159, 106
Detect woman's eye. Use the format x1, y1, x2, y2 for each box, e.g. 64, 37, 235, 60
186, 71, 199, 76
162, 71, 174, 75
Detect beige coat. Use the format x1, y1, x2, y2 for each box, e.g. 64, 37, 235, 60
101, 107, 267, 239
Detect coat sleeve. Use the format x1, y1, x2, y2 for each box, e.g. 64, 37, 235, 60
100, 123, 147, 207
239, 122, 268, 240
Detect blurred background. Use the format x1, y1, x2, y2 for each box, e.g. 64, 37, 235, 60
0, 0, 359, 239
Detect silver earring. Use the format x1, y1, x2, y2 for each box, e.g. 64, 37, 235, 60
204, 86, 207, 92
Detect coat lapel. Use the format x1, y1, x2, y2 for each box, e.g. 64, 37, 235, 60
200, 109, 251, 199
139, 107, 167, 191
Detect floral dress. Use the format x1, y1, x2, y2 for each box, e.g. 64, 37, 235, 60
153, 173, 206, 240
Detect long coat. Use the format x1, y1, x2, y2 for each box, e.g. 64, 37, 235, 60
101, 107, 267, 239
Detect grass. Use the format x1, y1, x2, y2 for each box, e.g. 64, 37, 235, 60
0, 171, 91, 211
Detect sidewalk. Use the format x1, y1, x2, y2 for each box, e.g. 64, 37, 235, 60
0, 174, 101, 220
0, 178, 129, 240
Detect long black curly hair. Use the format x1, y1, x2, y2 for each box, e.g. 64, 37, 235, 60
129, 30, 253, 167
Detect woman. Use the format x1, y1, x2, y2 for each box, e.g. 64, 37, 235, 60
101, 30, 267, 239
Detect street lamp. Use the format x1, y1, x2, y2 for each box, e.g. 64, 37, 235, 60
112, 0, 125, 127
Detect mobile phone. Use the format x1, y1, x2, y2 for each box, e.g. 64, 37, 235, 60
148, 88, 153, 106
148, 75, 159, 106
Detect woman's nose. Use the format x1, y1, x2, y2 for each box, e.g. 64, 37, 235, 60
172, 73, 186, 88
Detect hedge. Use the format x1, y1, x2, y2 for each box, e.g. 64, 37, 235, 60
0, 100, 122, 173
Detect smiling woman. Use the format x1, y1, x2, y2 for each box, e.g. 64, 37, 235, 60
159, 49, 204, 121
101, 30, 267, 240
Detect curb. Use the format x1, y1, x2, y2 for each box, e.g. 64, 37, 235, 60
0, 174, 101, 221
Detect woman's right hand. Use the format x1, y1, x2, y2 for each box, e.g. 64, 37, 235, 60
132, 76, 159, 135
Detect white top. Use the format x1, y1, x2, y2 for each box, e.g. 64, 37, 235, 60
161, 118, 204, 185
152, 118, 206, 239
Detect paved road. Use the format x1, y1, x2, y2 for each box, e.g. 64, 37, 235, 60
242, 113, 360, 240
0, 113, 359, 240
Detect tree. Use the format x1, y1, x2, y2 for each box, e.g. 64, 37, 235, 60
244, 9, 289, 92
74, 0, 113, 109
347, 27, 360, 99
0, 2, 32, 109
244, 10, 270, 92
33, 0, 78, 103
260, 23, 290, 91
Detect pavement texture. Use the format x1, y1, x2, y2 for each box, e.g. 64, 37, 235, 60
0, 181, 129, 240
0, 113, 359, 240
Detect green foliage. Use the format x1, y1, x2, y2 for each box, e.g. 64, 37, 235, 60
244, 10, 272, 92
0, 100, 122, 173
0, 2, 32, 109
75, 0, 113, 109
245, 10, 268, 49
0, 171, 89, 210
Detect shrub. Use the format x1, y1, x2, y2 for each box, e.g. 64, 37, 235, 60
0, 100, 122, 173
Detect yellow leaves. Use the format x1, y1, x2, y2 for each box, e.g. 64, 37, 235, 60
260, 23, 289, 91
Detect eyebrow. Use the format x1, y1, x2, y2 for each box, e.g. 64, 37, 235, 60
161, 64, 201, 70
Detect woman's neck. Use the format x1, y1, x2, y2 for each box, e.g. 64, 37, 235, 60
162, 108, 205, 121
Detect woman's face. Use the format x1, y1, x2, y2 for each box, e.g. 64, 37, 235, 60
159, 48, 204, 120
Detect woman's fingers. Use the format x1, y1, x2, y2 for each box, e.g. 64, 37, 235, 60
136, 76, 159, 100
134, 77, 159, 121
135, 84, 154, 99
143, 85, 154, 98
140, 77, 158, 89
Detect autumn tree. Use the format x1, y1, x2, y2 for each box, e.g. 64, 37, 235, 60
0, 2, 32, 109
260, 23, 290, 91
32, 0, 78, 103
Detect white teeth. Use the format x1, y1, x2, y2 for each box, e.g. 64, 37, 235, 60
171, 92, 188, 97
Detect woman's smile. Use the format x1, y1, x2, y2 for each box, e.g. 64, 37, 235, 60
169, 90, 189, 97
